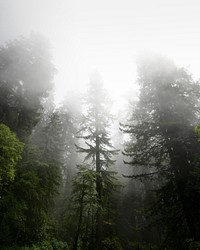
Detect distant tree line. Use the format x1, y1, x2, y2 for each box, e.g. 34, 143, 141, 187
0, 35, 200, 250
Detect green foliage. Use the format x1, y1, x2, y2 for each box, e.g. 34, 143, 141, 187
0, 108, 78, 244
0, 240, 69, 250
33, 239, 69, 250
71, 165, 97, 204
75, 76, 119, 248
65, 164, 97, 249
18, 145, 61, 242
102, 237, 123, 250
188, 239, 200, 250
0, 123, 24, 190
50, 239, 69, 250
121, 240, 160, 250
0, 35, 66, 247
121, 55, 200, 246
0, 141, 62, 244
195, 124, 200, 141
76, 76, 119, 167
32, 241, 53, 250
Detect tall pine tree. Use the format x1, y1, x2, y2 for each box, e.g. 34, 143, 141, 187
76, 74, 118, 249
0, 34, 56, 141
121, 55, 200, 248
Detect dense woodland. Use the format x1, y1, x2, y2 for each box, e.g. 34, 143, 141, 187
1, 35, 200, 250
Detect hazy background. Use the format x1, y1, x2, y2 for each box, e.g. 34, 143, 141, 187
1, 0, 200, 107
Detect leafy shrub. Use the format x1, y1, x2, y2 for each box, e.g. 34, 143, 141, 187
50, 238, 69, 250
188, 239, 200, 250
121, 241, 160, 250
102, 237, 123, 250
33, 241, 53, 250
0, 240, 69, 250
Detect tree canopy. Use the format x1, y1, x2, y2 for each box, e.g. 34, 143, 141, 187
121, 55, 200, 248
0, 34, 56, 140
0, 123, 24, 191
76, 75, 119, 249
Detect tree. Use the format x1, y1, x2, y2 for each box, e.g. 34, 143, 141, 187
0, 35, 61, 246
0, 123, 24, 193
76, 74, 119, 249
121, 55, 200, 248
0, 112, 64, 244
0, 34, 56, 141
66, 164, 97, 250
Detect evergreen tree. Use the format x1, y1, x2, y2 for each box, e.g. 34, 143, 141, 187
0, 123, 24, 194
31, 106, 79, 241
121, 55, 200, 248
66, 164, 97, 250
76, 75, 119, 249
55, 105, 79, 236
0, 113, 63, 244
0, 34, 56, 141
0, 34, 58, 245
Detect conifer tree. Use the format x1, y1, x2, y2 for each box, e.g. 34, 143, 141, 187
0, 35, 57, 245
0, 112, 64, 244
0, 34, 56, 141
66, 164, 97, 250
76, 74, 118, 249
121, 55, 200, 248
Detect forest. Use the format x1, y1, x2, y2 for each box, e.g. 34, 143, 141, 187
1, 34, 200, 250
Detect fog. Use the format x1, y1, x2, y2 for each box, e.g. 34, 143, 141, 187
1, 1, 200, 249
1, 0, 200, 108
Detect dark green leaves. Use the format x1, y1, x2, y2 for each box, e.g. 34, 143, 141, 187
0, 123, 24, 190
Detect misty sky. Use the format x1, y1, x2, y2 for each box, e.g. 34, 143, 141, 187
1, 0, 200, 106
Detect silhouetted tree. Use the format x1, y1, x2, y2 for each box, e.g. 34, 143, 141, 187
65, 164, 97, 250
0, 34, 56, 141
121, 55, 200, 248
76, 75, 119, 249
0, 34, 58, 245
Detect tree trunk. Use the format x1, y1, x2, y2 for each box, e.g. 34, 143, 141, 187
73, 180, 85, 250
164, 126, 200, 240
95, 134, 102, 250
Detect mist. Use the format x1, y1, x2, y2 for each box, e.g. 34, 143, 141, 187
1, 1, 200, 250
1, 0, 200, 107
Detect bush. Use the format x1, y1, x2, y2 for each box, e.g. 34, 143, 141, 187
188, 239, 200, 250
50, 238, 69, 250
102, 237, 123, 250
121, 240, 160, 250
0, 240, 69, 250
32, 241, 53, 250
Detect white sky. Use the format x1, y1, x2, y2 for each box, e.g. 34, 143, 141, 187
1, 0, 200, 109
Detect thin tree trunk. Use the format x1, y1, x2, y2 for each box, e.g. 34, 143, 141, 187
95, 134, 102, 250
73, 180, 85, 250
